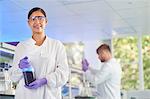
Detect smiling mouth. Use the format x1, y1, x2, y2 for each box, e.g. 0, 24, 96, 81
33, 26, 42, 29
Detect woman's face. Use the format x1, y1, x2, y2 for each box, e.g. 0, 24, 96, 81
28, 11, 47, 34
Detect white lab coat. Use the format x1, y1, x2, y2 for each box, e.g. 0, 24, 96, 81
85, 58, 121, 99
9, 36, 69, 99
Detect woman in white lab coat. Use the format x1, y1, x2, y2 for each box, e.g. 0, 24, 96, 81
9, 7, 69, 99
82, 44, 122, 99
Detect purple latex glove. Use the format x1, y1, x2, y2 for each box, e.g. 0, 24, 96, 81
82, 58, 89, 72
25, 78, 47, 89
18, 56, 31, 69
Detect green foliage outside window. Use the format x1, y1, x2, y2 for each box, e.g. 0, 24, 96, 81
113, 36, 139, 90
113, 36, 150, 90
142, 36, 150, 89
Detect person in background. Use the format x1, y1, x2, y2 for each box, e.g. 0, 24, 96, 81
9, 7, 69, 99
82, 44, 122, 99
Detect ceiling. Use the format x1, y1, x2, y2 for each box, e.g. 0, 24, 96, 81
0, 0, 150, 42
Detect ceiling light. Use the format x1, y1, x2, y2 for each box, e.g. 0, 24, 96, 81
60, 0, 100, 5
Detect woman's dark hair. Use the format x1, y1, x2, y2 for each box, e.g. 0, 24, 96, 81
28, 7, 46, 19
96, 44, 111, 54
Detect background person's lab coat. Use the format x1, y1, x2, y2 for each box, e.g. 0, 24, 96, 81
9, 37, 69, 99
85, 58, 121, 99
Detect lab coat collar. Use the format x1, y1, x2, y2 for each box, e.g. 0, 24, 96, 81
26, 36, 48, 47
29, 38, 36, 45
107, 58, 115, 63
23, 38, 36, 46
41, 36, 48, 46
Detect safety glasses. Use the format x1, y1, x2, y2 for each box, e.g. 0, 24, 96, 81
29, 16, 46, 22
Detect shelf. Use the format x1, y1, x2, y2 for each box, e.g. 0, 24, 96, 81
0, 43, 15, 54
65, 83, 80, 89
70, 67, 83, 74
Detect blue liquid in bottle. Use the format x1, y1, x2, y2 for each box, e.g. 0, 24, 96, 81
22, 67, 36, 86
